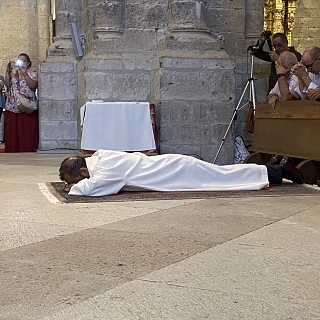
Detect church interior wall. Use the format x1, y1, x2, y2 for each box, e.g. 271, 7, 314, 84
1, 0, 318, 163
42, 0, 238, 163
0, 0, 39, 74
293, 0, 320, 54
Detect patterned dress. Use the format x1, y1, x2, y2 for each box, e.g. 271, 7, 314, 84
4, 69, 39, 153
5, 69, 37, 113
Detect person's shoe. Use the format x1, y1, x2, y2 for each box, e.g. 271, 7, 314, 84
280, 157, 304, 184
269, 154, 283, 165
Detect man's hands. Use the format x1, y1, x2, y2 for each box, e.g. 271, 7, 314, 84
257, 30, 266, 47
268, 95, 279, 109
269, 50, 279, 62
307, 88, 320, 100
257, 29, 277, 60
62, 183, 71, 192
291, 62, 308, 78
291, 62, 314, 96
275, 59, 288, 76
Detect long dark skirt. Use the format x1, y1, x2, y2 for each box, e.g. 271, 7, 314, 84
4, 110, 39, 153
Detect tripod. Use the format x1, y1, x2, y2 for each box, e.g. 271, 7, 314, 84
213, 49, 257, 164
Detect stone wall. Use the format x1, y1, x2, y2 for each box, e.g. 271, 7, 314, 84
38, 61, 78, 151
2, 0, 296, 164
294, 0, 320, 54
156, 54, 235, 160
39, 0, 241, 164
235, 0, 268, 142
0, 0, 39, 73
0, 0, 50, 74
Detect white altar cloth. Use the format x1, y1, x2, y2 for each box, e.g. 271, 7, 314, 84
80, 102, 156, 151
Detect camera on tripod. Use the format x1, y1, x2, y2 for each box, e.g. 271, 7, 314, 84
263, 30, 272, 40
247, 45, 260, 54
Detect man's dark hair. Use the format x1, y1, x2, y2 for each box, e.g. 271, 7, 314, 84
272, 33, 288, 43
59, 156, 87, 181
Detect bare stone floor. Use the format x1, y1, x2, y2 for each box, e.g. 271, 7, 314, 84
1, 150, 320, 320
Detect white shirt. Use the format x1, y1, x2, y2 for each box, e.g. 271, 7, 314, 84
69, 150, 269, 196
306, 72, 320, 89
294, 71, 320, 99
269, 74, 300, 100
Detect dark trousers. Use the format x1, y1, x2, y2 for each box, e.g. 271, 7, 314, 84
265, 163, 282, 185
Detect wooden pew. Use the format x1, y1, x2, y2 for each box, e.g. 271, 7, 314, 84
244, 100, 320, 184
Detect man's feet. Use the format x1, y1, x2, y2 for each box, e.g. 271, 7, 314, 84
280, 157, 304, 184
269, 154, 283, 165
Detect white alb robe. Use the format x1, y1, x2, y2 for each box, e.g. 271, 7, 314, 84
69, 150, 269, 196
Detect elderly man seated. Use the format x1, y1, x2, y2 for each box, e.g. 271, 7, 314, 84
59, 150, 304, 197
291, 46, 320, 101
267, 51, 301, 108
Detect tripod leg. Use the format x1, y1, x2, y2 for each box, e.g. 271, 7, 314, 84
213, 52, 257, 164
249, 73, 257, 111
213, 81, 251, 164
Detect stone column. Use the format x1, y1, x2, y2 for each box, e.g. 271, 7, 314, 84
161, 0, 222, 58
234, 0, 265, 142
94, 0, 124, 38
38, 0, 84, 152
243, 0, 266, 101
84, 0, 125, 54
168, 0, 210, 33
37, 0, 51, 63
245, 0, 264, 48
153, 0, 235, 163
55, 0, 83, 37
47, 0, 84, 58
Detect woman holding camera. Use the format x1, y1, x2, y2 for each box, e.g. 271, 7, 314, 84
4, 53, 38, 152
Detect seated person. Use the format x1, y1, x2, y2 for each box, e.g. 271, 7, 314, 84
291, 46, 320, 101
267, 51, 301, 108
59, 150, 304, 197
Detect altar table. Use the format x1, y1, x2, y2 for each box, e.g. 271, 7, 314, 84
80, 101, 156, 152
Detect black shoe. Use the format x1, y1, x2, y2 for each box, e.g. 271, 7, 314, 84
269, 154, 283, 165
280, 157, 304, 184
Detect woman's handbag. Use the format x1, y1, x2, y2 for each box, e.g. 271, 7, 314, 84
15, 73, 38, 114
17, 93, 38, 114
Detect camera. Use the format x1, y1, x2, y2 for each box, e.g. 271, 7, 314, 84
247, 45, 260, 54
263, 30, 272, 40
15, 59, 24, 68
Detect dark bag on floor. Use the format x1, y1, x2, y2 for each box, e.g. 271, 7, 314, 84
245, 101, 255, 134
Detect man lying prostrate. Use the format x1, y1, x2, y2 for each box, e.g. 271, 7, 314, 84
59, 150, 304, 197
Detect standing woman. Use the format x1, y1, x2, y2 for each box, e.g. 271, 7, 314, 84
4, 53, 38, 152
